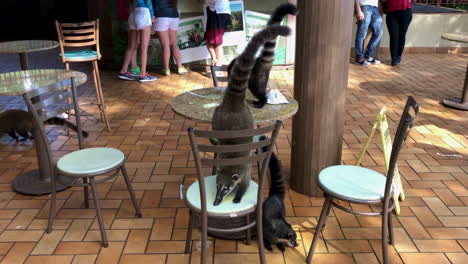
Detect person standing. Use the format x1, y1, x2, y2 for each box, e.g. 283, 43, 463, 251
153, 0, 187, 76
203, 0, 231, 66
119, 0, 157, 82
383, 0, 412, 66
354, 0, 383, 66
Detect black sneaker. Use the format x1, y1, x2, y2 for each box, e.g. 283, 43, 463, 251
355, 59, 371, 66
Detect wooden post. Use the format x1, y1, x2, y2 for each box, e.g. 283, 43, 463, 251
290, 0, 354, 196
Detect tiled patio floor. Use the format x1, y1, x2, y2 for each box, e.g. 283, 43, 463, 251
0, 53, 467, 263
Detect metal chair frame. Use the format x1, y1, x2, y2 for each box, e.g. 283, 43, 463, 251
23, 77, 141, 248
55, 19, 111, 132
185, 121, 282, 264
210, 65, 229, 88
306, 96, 419, 264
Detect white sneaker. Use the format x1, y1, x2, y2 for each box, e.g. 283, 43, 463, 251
355, 59, 371, 66
367, 58, 381, 65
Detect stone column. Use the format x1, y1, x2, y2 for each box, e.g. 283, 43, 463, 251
290, 0, 354, 196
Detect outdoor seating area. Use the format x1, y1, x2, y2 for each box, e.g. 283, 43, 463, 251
0, 51, 466, 263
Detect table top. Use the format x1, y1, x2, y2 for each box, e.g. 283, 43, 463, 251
442, 33, 468, 43
171, 88, 299, 124
0, 40, 59, 54
0, 69, 87, 96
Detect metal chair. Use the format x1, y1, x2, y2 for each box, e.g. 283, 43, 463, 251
23, 76, 141, 248
306, 96, 419, 264
210, 65, 229, 87
185, 121, 282, 264
55, 19, 111, 132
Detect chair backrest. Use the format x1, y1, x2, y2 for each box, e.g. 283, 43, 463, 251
22, 77, 84, 173
55, 19, 101, 61
383, 96, 419, 202
210, 65, 229, 87
187, 121, 282, 216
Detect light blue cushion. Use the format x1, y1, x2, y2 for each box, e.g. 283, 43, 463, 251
318, 165, 387, 201
186, 176, 258, 216
57, 147, 124, 175
61, 50, 98, 60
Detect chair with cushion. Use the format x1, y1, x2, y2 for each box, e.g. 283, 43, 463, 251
210, 65, 229, 87
185, 121, 282, 264
55, 19, 111, 132
23, 77, 141, 248
306, 96, 419, 264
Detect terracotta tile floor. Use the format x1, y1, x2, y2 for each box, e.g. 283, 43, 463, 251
0, 53, 467, 263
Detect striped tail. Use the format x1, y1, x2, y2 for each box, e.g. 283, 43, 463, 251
225, 25, 291, 99
268, 152, 285, 199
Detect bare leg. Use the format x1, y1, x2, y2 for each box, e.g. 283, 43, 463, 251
129, 30, 138, 69
120, 30, 139, 74
157, 30, 171, 71
214, 44, 223, 65
207, 44, 217, 65
139, 26, 152, 77
169, 29, 182, 68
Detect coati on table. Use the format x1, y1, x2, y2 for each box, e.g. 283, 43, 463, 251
211, 25, 291, 206
0, 109, 88, 141
263, 149, 297, 252
248, 3, 298, 108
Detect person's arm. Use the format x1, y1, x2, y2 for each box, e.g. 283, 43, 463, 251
355, 0, 364, 21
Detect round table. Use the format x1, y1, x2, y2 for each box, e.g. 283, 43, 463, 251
0, 69, 87, 195
170, 88, 299, 124
441, 33, 468, 111
0, 40, 59, 70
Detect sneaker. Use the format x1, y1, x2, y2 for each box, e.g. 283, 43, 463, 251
177, 66, 188, 75
367, 58, 381, 65
355, 59, 370, 66
129, 66, 141, 76
162, 68, 171, 76
138, 73, 157, 82
118, 72, 137, 80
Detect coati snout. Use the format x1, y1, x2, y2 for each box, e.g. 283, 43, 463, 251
275, 227, 298, 249
213, 173, 239, 206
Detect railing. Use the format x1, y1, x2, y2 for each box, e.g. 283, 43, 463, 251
412, 0, 468, 8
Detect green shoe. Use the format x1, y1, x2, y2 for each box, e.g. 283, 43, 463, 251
129, 66, 141, 76
162, 68, 171, 76
177, 66, 188, 75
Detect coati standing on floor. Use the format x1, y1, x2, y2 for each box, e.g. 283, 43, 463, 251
0, 109, 88, 141
212, 25, 291, 206
248, 3, 298, 108
263, 150, 297, 252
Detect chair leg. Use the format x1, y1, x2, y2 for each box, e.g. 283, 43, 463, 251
83, 177, 90, 208
121, 165, 142, 217
306, 196, 332, 264
185, 210, 194, 253
246, 213, 251, 245
382, 204, 390, 264
256, 206, 266, 264
65, 63, 70, 70
92, 60, 111, 132
388, 211, 395, 246
46, 179, 57, 233
201, 211, 208, 264
91, 60, 104, 117
89, 177, 109, 248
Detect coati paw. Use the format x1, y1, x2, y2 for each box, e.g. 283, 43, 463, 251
277, 244, 285, 252
82, 130, 89, 138
253, 100, 266, 109
265, 243, 273, 252
233, 197, 242, 203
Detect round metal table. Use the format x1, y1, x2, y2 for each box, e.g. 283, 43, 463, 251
170, 88, 299, 124
0, 40, 59, 70
441, 33, 468, 111
0, 69, 87, 195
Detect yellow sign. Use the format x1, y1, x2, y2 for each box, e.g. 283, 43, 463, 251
356, 107, 405, 215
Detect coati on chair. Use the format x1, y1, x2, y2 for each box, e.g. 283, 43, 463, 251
249, 3, 298, 108
0, 109, 88, 141
262, 149, 297, 252
211, 25, 291, 206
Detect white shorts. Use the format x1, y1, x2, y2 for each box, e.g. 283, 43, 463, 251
128, 7, 152, 30
153, 17, 179, 32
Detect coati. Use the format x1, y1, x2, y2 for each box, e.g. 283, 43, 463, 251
212, 25, 291, 206
263, 149, 297, 252
0, 109, 88, 141
249, 3, 298, 108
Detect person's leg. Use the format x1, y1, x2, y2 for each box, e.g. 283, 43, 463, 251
207, 44, 217, 65
120, 30, 139, 74
129, 30, 138, 70
397, 8, 413, 61
157, 30, 171, 71
365, 6, 383, 61
168, 29, 187, 74
386, 11, 400, 65
213, 44, 223, 66
139, 25, 151, 77
355, 6, 371, 62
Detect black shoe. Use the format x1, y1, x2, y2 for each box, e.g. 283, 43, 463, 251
391, 61, 400, 66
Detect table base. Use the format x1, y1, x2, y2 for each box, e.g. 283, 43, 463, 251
442, 98, 468, 111
12, 170, 75, 195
